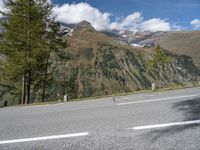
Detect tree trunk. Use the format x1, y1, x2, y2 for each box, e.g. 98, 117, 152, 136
25, 70, 31, 104
24, 0, 33, 104
21, 74, 26, 105
27, 70, 31, 104
42, 50, 51, 102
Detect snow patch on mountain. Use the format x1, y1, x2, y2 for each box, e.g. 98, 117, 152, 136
131, 43, 144, 48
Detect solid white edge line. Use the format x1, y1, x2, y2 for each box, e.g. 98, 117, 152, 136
0, 132, 89, 145
116, 94, 199, 106
127, 120, 200, 131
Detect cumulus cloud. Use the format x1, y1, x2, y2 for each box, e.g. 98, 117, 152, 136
0, 1, 176, 32
0, 0, 5, 17
110, 12, 143, 31
139, 18, 171, 32
52, 2, 174, 32
191, 19, 200, 29
52, 2, 111, 31
119, 12, 143, 29
0, 0, 4, 10
110, 13, 171, 32
112, 15, 172, 32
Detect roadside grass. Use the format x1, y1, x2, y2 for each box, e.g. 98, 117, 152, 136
1, 84, 200, 108
69, 83, 200, 102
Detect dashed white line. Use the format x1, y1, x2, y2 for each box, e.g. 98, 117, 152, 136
127, 120, 200, 131
116, 94, 199, 106
0, 132, 89, 145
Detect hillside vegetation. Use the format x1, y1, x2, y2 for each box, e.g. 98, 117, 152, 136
154, 31, 200, 68
62, 22, 200, 100
1, 21, 200, 106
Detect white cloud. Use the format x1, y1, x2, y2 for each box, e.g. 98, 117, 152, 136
0, 0, 5, 17
139, 18, 171, 32
110, 13, 172, 32
110, 12, 143, 31
52, 2, 111, 31
0, 0, 4, 10
191, 19, 200, 29
0, 1, 177, 32
171, 23, 183, 31
120, 12, 143, 28
52, 2, 175, 32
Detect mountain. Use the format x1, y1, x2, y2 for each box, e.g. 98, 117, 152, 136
1, 21, 200, 105
104, 29, 200, 69
103, 30, 165, 47
61, 21, 200, 100
153, 31, 200, 68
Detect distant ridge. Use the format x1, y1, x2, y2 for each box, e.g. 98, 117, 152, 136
74, 21, 95, 32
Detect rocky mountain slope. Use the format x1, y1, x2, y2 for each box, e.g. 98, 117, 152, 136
103, 29, 200, 69
61, 21, 200, 100
154, 31, 200, 68
1, 21, 200, 105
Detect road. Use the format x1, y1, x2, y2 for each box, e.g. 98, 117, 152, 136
0, 87, 200, 150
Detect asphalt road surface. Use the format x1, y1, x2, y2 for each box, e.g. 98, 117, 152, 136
0, 87, 200, 150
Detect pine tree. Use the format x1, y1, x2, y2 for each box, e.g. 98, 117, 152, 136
0, 0, 63, 104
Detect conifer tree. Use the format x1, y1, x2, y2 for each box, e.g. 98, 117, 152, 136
0, 0, 63, 104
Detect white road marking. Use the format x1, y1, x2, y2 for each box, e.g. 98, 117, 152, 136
0, 132, 89, 145
116, 94, 199, 106
127, 120, 200, 131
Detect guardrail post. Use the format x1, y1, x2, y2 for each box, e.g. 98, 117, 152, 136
151, 83, 156, 91
64, 94, 68, 102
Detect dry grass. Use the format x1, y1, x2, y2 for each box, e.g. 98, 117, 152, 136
155, 31, 200, 68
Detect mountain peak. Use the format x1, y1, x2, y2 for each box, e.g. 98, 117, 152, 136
74, 20, 95, 32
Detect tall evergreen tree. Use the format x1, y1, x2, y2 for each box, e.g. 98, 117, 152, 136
0, 0, 63, 104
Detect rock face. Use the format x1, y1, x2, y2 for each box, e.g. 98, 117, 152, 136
153, 31, 200, 69
60, 24, 200, 100
103, 30, 200, 69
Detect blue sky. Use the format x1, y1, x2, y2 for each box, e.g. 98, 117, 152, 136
51, 0, 200, 30
1, 0, 199, 31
